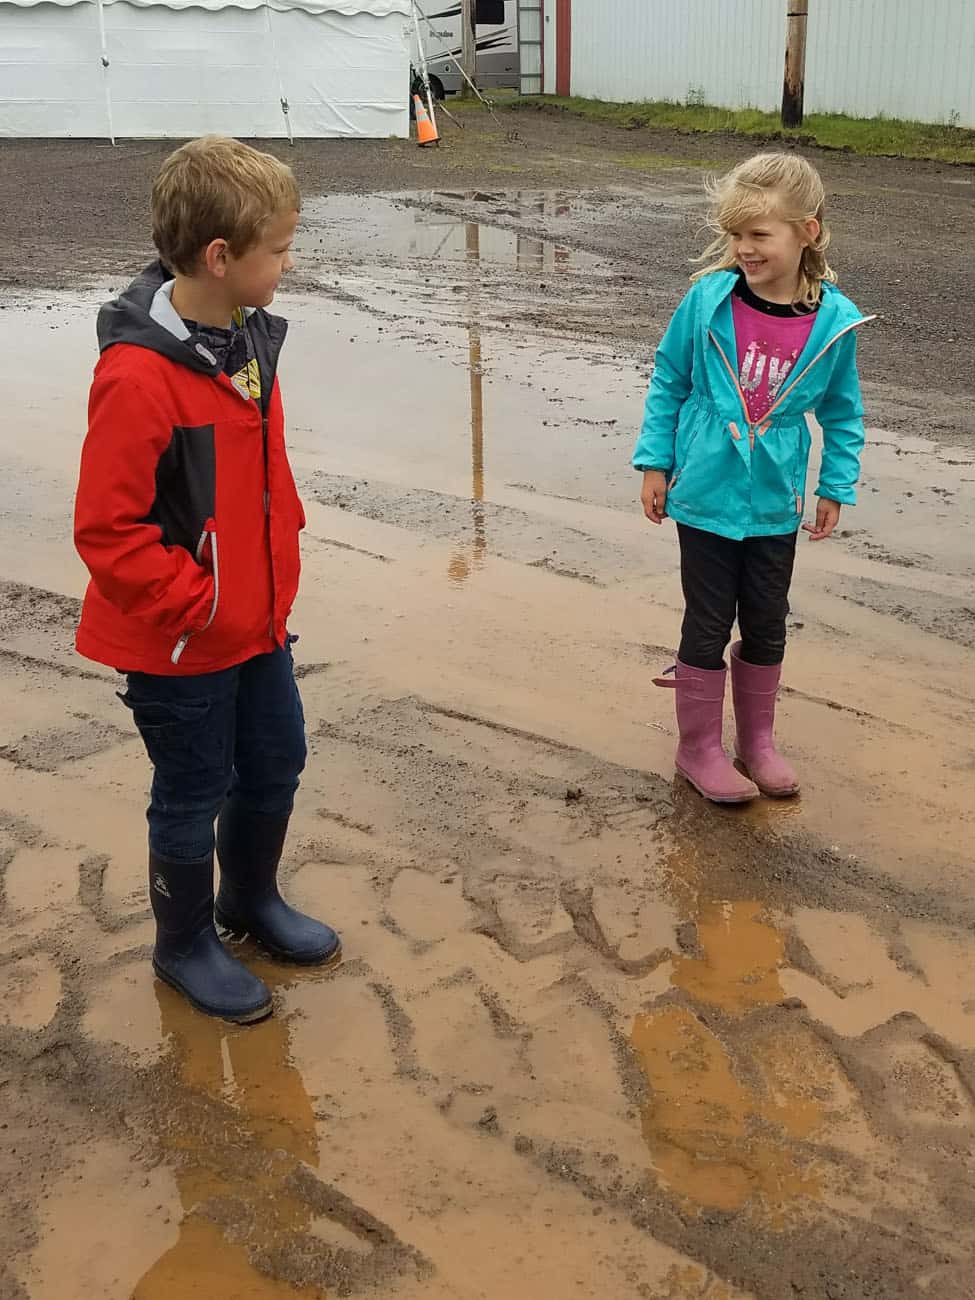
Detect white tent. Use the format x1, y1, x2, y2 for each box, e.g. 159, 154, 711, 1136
0, 0, 411, 138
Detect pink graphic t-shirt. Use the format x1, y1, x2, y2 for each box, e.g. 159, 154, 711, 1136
731, 279, 817, 423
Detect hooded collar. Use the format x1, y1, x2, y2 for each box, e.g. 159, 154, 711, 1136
96, 261, 287, 385
701, 269, 869, 405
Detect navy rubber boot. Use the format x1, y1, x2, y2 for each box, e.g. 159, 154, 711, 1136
215, 796, 341, 966
149, 850, 272, 1024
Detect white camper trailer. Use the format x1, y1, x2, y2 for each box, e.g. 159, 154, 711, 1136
413, 0, 518, 97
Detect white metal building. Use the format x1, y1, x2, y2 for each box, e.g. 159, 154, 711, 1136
530, 0, 975, 129
0, 0, 412, 138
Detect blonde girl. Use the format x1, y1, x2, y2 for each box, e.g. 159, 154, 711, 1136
634, 153, 872, 803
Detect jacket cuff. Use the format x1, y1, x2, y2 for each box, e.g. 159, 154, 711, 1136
814, 483, 857, 505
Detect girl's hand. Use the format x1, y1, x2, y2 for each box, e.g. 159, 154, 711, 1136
802, 498, 841, 541
641, 470, 669, 525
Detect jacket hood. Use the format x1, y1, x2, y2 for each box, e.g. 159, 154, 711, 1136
96, 261, 287, 381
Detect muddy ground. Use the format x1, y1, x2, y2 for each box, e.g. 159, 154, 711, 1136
1, 108, 974, 1299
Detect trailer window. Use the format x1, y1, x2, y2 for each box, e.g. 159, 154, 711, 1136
476, 0, 504, 24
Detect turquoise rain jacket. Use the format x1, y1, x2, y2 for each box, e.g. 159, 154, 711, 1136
633, 271, 873, 540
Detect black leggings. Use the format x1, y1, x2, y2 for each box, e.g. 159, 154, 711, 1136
677, 523, 798, 670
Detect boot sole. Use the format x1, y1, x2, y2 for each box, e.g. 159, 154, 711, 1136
152, 961, 273, 1025
676, 766, 758, 804
734, 757, 800, 799
258, 940, 343, 969
214, 911, 344, 969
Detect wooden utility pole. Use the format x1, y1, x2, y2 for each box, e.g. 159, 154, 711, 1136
781, 0, 808, 127
460, 0, 477, 97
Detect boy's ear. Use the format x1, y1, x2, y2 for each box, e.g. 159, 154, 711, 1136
203, 238, 230, 278
803, 217, 821, 246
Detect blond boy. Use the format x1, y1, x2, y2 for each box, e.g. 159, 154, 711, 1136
74, 137, 340, 1024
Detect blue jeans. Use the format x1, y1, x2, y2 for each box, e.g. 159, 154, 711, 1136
119, 640, 306, 861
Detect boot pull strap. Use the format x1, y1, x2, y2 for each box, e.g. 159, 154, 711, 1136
652, 665, 678, 688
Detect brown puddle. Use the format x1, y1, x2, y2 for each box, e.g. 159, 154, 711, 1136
134, 1217, 322, 1300
133, 974, 326, 1299
672, 900, 785, 1015
296, 192, 604, 273
631, 898, 825, 1223
631, 1006, 823, 1219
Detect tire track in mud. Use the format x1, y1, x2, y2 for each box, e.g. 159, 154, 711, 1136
314, 691, 975, 1289
824, 574, 975, 650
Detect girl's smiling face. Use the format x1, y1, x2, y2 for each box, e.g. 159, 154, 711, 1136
728, 213, 821, 304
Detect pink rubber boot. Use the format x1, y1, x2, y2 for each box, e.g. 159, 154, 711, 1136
730, 642, 800, 797
657, 660, 759, 803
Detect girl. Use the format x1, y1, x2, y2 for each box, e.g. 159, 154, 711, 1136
634, 153, 872, 804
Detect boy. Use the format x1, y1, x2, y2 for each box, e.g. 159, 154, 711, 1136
74, 136, 340, 1024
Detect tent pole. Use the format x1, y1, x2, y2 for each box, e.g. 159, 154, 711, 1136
414, 1, 501, 127
94, 0, 116, 145
409, 0, 438, 130
263, 1, 294, 144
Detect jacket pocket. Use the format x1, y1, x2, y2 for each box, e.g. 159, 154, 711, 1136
667, 416, 741, 523
750, 426, 808, 526
118, 691, 227, 777
171, 520, 220, 664
668, 403, 708, 492
670, 428, 699, 490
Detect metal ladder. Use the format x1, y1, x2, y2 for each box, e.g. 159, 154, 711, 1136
517, 0, 543, 95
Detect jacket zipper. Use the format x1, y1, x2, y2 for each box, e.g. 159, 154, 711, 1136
222, 374, 275, 639
708, 315, 874, 446
171, 525, 220, 665
211, 317, 284, 647
263, 414, 275, 639
224, 376, 275, 638
244, 314, 286, 644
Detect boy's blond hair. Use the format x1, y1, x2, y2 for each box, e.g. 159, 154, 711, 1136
692, 152, 836, 310
151, 136, 300, 275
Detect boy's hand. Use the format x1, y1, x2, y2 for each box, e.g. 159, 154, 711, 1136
802, 497, 841, 541
641, 470, 669, 525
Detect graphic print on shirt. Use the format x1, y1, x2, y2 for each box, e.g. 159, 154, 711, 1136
739, 339, 799, 421
229, 307, 262, 401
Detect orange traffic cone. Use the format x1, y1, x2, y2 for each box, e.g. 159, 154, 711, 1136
413, 93, 439, 147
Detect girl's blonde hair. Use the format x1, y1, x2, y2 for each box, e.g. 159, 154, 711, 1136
692, 152, 836, 310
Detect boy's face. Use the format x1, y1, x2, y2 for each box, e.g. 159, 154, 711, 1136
224, 209, 298, 308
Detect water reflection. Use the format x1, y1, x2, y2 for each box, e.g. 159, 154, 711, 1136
630, 892, 826, 1223
296, 191, 598, 272
133, 977, 325, 1299
448, 221, 488, 586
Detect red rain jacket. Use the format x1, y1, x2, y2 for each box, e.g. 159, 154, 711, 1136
74, 263, 304, 675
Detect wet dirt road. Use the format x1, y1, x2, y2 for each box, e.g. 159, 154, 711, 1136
2, 122, 974, 1300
